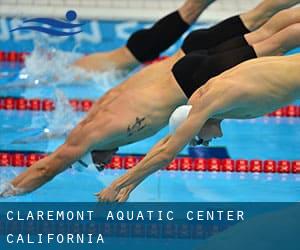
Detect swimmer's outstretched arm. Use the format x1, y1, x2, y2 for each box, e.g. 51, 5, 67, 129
0, 107, 113, 197
97, 112, 212, 202
0, 141, 88, 197
97, 90, 224, 202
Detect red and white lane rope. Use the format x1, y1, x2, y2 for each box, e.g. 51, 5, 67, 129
1, 97, 300, 117
0, 51, 168, 64
0, 97, 93, 112
0, 152, 299, 174
0, 51, 28, 63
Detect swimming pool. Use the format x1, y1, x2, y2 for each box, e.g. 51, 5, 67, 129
0, 18, 300, 203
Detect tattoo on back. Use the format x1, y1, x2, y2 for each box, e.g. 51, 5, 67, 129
127, 117, 146, 136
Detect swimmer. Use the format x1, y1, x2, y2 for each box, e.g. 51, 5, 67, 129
20, 1, 300, 143
73, 0, 300, 73
98, 54, 300, 202
73, 0, 217, 73
2, 0, 300, 198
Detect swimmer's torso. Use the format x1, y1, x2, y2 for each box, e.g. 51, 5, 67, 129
90, 50, 187, 149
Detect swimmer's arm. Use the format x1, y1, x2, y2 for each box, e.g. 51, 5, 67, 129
5, 138, 90, 197
98, 107, 213, 202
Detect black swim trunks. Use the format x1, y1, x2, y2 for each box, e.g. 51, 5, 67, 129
181, 15, 250, 54
172, 45, 257, 98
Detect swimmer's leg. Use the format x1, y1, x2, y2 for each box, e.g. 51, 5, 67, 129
207, 4, 300, 54
73, 0, 215, 73
245, 7, 300, 45
240, 0, 300, 31
253, 23, 300, 57
181, 0, 300, 54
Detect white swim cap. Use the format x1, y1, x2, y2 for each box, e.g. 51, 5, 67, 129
169, 105, 192, 134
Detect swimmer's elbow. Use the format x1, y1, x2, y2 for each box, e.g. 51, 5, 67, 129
36, 153, 70, 180
36, 165, 56, 181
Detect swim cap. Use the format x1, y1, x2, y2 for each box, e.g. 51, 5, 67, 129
169, 105, 192, 134
169, 105, 204, 145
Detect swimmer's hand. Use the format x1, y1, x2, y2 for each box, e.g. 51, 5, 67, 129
115, 186, 132, 202
95, 185, 120, 202
95, 184, 133, 202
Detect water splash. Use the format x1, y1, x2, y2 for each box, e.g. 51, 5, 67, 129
3, 35, 127, 92
0, 182, 25, 198
0, 167, 26, 198
43, 89, 81, 137
12, 89, 81, 144
20, 35, 83, 84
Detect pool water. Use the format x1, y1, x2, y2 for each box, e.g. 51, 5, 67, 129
0, 20, 300, 202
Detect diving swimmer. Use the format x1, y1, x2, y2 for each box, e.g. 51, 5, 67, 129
98, 54, 300, 202
2, 0, 300, 197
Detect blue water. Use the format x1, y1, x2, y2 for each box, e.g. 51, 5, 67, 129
0, 21, 300, 202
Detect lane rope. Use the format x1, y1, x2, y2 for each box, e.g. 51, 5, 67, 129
0, 151, 299, 174
1, 97, 299, 117
0, 51, 28, 63
0, 50, 167, 64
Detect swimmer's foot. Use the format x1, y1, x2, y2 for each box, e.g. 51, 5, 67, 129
95, 185, 120, 202
95, 184, 134, 202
